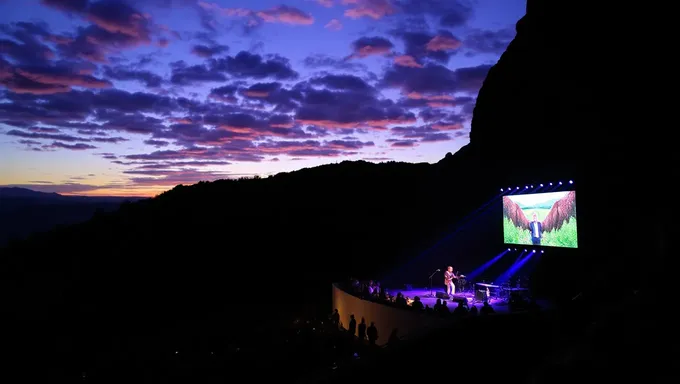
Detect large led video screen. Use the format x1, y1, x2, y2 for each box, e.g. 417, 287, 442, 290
503, 191, 578, 248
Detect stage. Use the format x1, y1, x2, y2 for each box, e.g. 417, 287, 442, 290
386, 287, 545, 314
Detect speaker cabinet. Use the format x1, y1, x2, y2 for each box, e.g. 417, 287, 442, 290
475, 288, 489, 302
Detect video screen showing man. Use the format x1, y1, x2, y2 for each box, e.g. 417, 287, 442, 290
502, 190, 578, 248
529, 212, 543, 245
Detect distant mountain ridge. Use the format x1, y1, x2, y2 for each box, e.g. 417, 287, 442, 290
0, 187, 146, 246
520, 200, 556, 210
0, 187, 145, 202
514, 197, 559, 210
0, 187, 61, 199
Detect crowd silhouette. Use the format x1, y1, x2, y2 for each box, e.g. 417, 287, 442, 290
330, 310, 380, 346
317, 277, 596, 384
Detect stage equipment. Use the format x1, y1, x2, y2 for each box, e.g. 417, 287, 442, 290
427, 268, 440, 297
474, 283, 499, 303
434, 292, 467, 306
457, 274, 467, 292
498, 287, 529, 303
436, 291, 450, 299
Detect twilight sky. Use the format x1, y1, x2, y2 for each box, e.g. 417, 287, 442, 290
0, 0, 525, 197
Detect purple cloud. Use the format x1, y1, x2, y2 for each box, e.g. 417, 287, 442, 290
347, 36, 394, 59
43, 141, 97, 150
0, 0, 522, 195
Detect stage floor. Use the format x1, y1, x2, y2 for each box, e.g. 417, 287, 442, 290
386, 287, 543, 314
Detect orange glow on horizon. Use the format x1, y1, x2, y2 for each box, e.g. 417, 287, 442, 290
60, 187, 164, 198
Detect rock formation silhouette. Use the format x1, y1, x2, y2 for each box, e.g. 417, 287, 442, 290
460, 0, 659, 286
466, 0, 603, 182
467, 3, 669, 380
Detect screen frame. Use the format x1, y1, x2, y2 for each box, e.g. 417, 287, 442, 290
502, 190, 578, 249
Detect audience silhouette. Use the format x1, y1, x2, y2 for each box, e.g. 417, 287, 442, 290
348, 314, 356, 337
480, 301, 495, 315
411, 296, 424, 311
453, 302, 468, 317
357, 318, 367, 341
433, 298, 442, 312
330, 309, 340, 327
395, 292, 408, 307
439, 301, 450, 316
367, 322, 378, 345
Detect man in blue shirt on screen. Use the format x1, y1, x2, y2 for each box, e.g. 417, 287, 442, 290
529, 212, 543, 245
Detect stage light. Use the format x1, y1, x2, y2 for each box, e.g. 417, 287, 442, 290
559, 181, 563, 185
541, 250, 544, 253
532, 250, 536, 253
525, 185, 528, 188
500, 188, 503, 192
540, 183, 544, 187
514, 248, 517, 251
524, 249, 527, 252
549, 182, 553, 186
516, 186, 519, 189
569, 180, 573, 184
531, 185, 534, 188
507, 248, 511, 251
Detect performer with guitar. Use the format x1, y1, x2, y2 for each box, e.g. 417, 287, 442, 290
444, 266, 457, 297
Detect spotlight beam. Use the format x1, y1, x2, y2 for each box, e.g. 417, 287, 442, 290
383, 189, 507, 281
494, 251, 535, 285
466, 250, 509, 280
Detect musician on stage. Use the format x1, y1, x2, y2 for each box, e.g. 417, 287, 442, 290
444, 266, 457, 296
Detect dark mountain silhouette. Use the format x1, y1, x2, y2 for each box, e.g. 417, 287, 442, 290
0, 187, 144, 203
0, 187, 145, 246
1, 159, 492, 309
0, 0, 669, 381
0, 187, 61, 198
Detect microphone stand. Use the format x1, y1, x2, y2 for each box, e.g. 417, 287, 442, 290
428, 269, 439, 297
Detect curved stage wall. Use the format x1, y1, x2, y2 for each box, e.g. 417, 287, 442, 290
331, 284, 446, 346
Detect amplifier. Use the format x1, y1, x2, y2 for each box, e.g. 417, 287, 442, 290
435, 291, 449, 299
475, 289, 489, 302
435, 292, 467, 306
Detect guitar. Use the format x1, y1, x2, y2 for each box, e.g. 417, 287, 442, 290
444, 272, 460, 285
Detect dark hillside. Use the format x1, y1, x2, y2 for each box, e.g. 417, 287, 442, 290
1, 158, 496, 322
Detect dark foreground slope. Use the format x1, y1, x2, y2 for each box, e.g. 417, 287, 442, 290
0, 157, 498, 381
0, 158, 492, 317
